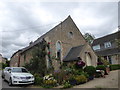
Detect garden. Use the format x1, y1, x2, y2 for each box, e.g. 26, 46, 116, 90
24, 40, 120, 89
26, 58, 120, 89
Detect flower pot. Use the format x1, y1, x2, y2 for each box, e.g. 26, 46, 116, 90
105, 67, 110, 75
89, 76, 94, 80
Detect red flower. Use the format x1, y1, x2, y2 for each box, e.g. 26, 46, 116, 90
48, 52, 50, 54
77, 61, 85, 67
48, 42, 50, 44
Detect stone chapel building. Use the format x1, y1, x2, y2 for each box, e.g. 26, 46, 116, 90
10, 16, 97, 71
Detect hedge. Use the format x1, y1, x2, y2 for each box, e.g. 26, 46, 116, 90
96, 65, 106, 71
109, 64, 120, 71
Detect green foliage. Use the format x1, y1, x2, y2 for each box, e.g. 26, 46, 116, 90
84, 33, 95, 44
2, 63, 9, 69
84, 66, 96, 76
63, 81, 72, 89
96, 65, 106, 71
53, 70, 66, 85
34, 73, 43, 85
43, 80, 57, 87
43, 74, 57, 88
24, 39, 48, 76
115, 39, 120, 47
98, 56, 110, 66
109, 64, 120, 71
74, 75, 87, 84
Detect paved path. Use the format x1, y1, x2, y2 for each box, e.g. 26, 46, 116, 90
73, 70, 119, 88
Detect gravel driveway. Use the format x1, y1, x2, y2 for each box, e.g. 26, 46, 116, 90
73, 70, 119, 88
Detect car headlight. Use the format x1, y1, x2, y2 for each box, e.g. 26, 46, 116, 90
13, 76, 20, 79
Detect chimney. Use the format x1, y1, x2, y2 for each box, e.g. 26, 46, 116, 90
29, 41, 33, 45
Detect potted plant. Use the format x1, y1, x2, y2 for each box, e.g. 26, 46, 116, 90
96, 65, 109, 75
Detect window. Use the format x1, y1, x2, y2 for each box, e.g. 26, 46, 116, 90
93, 45, 100, 50
104, 42, 111, 48
68, 32, 73, 38
56, 41, 62, 60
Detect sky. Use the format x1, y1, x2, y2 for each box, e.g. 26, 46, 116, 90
0, 0, 119, 59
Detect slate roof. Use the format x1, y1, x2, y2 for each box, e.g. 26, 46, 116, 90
92, 31, 120, 46
63, 45, 84, 62
95, 48, 120, 56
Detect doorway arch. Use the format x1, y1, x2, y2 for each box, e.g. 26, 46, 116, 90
86, 52, 92, 66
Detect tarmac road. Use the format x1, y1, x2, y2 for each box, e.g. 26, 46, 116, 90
0, 70, 32, 89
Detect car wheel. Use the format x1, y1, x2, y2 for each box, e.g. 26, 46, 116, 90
8, 78, 13, 86
2, 75, 4, 78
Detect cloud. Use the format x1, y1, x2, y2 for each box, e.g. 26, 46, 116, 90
72, 2, 118, 38
0, 1, 118, 59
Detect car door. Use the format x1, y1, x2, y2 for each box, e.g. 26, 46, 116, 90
4, 69, 8, 80
5, 69, 11, 81
4, 68, 10, 79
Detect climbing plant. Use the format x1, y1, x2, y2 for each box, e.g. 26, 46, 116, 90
24, 39, 48, 76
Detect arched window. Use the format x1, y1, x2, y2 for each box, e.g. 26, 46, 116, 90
56, 41, 62, 61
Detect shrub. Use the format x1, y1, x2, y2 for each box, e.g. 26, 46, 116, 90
43, 79, 57, 86
43, 74, 57, 87
109, 64, 120, 71
73, 69, 83, 75
96, 65, 106, 71
74, 75, 87, 84
74, 70, 89, 78
63, 81, 72, 89
34, 73, 43, 85
84, 66, 96, 76
2, 63, 8, 69
53, 70, 66, 85
98, 56, 110, 66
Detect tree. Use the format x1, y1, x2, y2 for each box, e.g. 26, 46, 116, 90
24, 39, 48, 77
84, 33, 95, 44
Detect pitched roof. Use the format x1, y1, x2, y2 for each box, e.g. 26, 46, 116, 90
95, 48, 120, 56
63, 45, 85, 62
20, 15, 74, 53
11, 50, 22, 58
92, 31, 120, 46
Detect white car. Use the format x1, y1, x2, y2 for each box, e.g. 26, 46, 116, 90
4, 67, 34, 86
2, 67, 11, 78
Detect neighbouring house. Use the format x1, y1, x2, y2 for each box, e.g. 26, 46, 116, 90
0, 54, 7, 64
10, 16, 97, 71
92, 30, 120, 64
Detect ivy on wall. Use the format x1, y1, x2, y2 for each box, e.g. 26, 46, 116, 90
24, 39, 49, 76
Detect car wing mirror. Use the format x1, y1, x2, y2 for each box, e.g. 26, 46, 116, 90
9, 70, 11, 73
8, 70, 11, 73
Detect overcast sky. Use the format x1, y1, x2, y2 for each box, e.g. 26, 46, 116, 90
0, 1, 118, 59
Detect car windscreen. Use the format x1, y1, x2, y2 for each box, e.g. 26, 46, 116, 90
5, 67, 10, 71
11, 68, 28, 73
